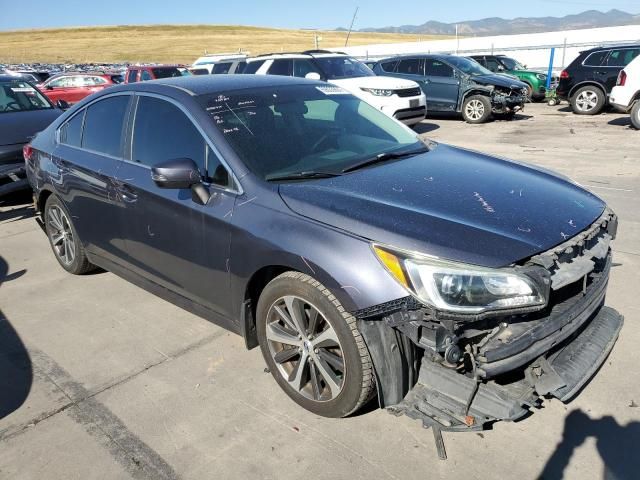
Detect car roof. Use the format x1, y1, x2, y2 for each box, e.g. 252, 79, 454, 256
581, 44, 640, 54
376, 53, 456, 62
0, 74, 35, 83
108, 73, 315, 96
247, 51, 348, 62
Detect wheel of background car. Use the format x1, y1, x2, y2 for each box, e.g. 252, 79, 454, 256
256, 271, 376, 418
571, 86, 606, 115
631, 101, 640, 130
44, 195, 95, 275
524, 83, 534, 101
462, 95, 492, 124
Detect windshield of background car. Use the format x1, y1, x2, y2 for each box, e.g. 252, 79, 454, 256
0, 80, 52, 113
446, 56, 493, 76
500, 57, 525, 70
151, 68, 184, 79
313, 56, 375, 79
200, 84, 422, 180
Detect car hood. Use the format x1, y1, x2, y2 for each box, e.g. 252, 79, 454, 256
0, 108, 62, 146
278, 144, 605, 267
469, 74, 528, 90
331, 75, 419, 90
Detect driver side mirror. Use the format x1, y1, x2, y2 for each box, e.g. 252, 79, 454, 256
305, 72, 322, 81
151, 158, 210, 204
56, 99, 70, 110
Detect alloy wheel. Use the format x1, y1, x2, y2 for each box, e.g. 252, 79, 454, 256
465, 99, 485, 121
47, 205, 76, 265
575, 90, 599, 112
265, 295, 345, 402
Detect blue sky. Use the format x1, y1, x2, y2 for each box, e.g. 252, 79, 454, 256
2, 0, 638, 31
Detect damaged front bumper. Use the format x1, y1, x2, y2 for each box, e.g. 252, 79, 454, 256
358, 209, 623, 432
490, 88, 527, 114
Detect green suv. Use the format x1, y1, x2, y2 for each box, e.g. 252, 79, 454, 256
470, 55, 548, 102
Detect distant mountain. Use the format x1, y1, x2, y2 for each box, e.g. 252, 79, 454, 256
356, 9, 640, 36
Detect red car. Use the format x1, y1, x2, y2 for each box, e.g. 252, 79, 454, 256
38, 73, 114, 105
124, 65, 189, 83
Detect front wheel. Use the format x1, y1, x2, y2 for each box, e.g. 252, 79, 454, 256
256, 272, 375, 417
631, 101, 640, 130
462, 95, 492, 124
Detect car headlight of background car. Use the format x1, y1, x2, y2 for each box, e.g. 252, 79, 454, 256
373, 245, 549, 315
361, 87, 394, 96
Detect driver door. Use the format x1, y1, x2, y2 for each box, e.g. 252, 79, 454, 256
114, 94, 237, 318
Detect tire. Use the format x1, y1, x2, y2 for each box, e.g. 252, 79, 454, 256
571, 86, 606, 115
256, 271, 375, 417
462, 95, 492, 124
631, 101, 640, 130
44, 195, 95, 274
524, 83, 534, 101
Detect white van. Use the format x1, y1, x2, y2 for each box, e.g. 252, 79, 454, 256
610, 55, 640, 129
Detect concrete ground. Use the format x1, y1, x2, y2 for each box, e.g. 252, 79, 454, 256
1, 102, 638, 480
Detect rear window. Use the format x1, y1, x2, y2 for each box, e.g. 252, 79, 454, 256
583, 50, 608, 67
151, 68, 183, 79
380, 60, 398, 72
82, 95, 130, 157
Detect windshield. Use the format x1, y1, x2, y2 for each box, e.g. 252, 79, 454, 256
200, 84, 423, 180
447, 56, 493, 76
0, 80, 52, 113
313, 56, 375, 79
500, 57, 526, 71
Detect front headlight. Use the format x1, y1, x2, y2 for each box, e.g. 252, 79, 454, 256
373, 245, 548, 315
536, 73, 547, 81
361, 87, 394, 96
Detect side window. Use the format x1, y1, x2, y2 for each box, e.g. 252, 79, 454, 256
293, 59, 321, 78
268, 59, 293, 76
397, 59, 423, 75
212, 62, 233, 74
60, 110, 85, 147
234, 61, 247, 73
127, 70, 138, 83
132, 96, 207, 174
485, 58, 501, 71
48, 77, 71, 88
82, 96, 130, 157
583, 50, 608, 67
243, 60, 265, 74
425, 60, 454, 77
473, 57, 487, 67
380, 60, 398, 72
140, 70, 153, 81
606, 49, 640, 67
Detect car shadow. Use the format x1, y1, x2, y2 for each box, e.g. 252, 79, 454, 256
413, 122, 440, 134
0, 190, 35, 223
607, 116, 632, 128
0, 255, 33, 422
538, 409, 640, 480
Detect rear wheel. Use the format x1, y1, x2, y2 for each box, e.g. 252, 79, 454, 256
571, 86, 605, 115
44, 195, 95, 274
256, 271, 375, 417
631, 101, 640, 130
462, 95, 492, 124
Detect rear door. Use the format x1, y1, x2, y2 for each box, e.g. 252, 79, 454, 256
114, 94, 237, 317
43, 76, 74, 103
423, 58, 460, 112
53, 93, 131, 261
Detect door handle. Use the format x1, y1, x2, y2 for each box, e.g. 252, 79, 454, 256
117, 183, 138, 203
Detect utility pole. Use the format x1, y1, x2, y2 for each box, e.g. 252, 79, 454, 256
345, 7, 359, 47
455, 24, 459, 55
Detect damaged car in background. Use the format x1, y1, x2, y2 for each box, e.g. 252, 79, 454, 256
26, 75, 622, 458
372, 54, 529, 123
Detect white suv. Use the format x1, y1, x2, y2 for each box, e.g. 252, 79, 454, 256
241, 51, 427, 126
192, 53, 248, 75
610, 55, 640, 129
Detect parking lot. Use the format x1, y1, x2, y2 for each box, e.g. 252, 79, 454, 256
1, 102, 638, 480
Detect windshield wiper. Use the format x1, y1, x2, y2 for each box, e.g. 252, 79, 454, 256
342, 147, 429, 173
266, 171, 342, 182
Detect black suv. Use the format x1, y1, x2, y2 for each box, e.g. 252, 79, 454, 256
558, 44, 640, 115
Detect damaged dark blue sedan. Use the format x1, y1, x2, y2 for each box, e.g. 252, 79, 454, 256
26, 75, 622, 433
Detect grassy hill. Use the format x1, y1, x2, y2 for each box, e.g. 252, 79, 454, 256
0, 25, 448, 64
